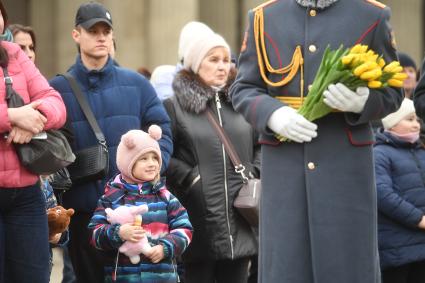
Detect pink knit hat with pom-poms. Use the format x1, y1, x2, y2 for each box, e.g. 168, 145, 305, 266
116, 125, 162, 183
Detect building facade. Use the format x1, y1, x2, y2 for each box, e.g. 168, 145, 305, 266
3, 0, 424, 78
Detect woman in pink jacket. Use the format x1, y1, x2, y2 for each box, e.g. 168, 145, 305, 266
0, 2, 66, 283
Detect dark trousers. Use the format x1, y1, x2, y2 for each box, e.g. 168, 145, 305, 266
68, 212, 105, 283
184, 257, 250, 283
0, 184, 50, 283
382, 261, 425, 283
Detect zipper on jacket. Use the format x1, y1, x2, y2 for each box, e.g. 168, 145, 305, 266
215, 92, 234, 259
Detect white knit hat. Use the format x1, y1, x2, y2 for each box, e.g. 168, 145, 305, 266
382, 98, 416, 129
150, 65, 176, 101
183, 33, 230, 74
178, 21, 214, 62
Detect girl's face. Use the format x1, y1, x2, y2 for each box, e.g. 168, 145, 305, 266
198, 46, 231, 87
132, 151, 160, 182
14, 31, 35, 62
391, 113, 421, 135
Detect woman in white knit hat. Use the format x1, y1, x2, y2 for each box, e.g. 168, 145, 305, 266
375, 98, 425, 283
163, 32, 259, 283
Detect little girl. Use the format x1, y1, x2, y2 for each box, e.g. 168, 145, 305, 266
88, 125, 193, 282
375, 98, 425, 283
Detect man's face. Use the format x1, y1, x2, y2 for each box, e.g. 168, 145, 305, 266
72, 22, 113, 60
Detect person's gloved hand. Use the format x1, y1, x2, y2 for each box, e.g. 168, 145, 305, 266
267, 106, 318, 143
323, 83, 369, 113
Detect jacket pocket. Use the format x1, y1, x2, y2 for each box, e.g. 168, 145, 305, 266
345, 124, 375, 146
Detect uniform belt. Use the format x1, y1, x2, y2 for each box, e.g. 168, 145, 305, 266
275, 96, 341, 112
275, 96, 303, 110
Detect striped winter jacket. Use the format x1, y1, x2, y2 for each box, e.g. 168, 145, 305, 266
88, 174, 193, 283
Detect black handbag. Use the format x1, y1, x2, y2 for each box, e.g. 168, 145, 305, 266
205, 108, 261, 227
3, 68, 75, 175
60, 73, 109, 185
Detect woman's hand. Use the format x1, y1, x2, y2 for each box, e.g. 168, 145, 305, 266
146, 244, 165, 263
118, 223, 145, 243
7, 101, 47, 134
6, 127, 34, 144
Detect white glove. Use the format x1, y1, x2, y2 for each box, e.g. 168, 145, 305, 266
267, 106, 318, 143
323, 83, 369, 113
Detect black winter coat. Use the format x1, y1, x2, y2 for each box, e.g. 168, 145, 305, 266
163, 69, 259, 262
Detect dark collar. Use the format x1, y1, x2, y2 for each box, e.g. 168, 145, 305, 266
71, 55, 114, 88
295, 0, 339, 9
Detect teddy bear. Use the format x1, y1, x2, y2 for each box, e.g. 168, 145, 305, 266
105, 205, 152, 264
47, 205, 74, 238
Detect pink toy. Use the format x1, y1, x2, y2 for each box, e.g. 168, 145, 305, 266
105, 205, 152, 264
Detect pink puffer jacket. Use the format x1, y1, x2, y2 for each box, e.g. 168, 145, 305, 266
0, 41, 66, 188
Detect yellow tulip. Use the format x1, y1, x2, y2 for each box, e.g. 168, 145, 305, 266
391, 66, 403, 73
383, 61, 401, 72
368, 81, 382, 88
392, 72, 408, 80
387, 79, 404, 88
360, 68, 382, 81
378, 58, 385, 68
350, 44, 368, 54
342, 54, 355, 65
353, 62, 378, 76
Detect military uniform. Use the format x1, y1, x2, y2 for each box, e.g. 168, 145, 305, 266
230, 0, 403, 282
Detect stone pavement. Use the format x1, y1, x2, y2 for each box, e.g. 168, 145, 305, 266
50, 247, 64, 283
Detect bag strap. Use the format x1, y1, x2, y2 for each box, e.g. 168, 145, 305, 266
3, 67, 13, 100
60, 73, 106, 144
205, 107, 249, 182
2, 67, 25, 107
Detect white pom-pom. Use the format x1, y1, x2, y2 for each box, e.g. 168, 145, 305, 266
148, 125, 162, 141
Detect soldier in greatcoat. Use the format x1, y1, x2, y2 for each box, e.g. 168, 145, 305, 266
230, 0, 403, 282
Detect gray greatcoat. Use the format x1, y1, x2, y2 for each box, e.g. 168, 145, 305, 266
230, 0, 403, 282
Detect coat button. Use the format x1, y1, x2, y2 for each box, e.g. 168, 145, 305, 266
309, 45, 317, 53
307, 162, 315, 170
310, 10, 317, 17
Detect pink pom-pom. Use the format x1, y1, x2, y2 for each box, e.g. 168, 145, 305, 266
148, 125, 162, 141
122, 132, 136, 149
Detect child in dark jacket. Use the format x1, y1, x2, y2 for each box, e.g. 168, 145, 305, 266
374, 98, 425, 283
88, 125, 193, 283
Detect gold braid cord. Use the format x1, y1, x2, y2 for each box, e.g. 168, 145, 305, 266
254, 8, 304, 101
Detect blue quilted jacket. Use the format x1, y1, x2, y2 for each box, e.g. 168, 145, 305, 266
374, 131, 425, 269
49, 56, 172, 212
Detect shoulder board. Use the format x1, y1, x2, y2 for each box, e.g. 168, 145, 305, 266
364, 0, 386, 9
253, 0, 277, 12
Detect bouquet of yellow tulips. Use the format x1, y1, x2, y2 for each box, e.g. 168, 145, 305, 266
297, 44, 407, 122
276, 44, 406, 142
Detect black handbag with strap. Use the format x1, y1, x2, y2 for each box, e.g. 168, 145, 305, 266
205, 108, 261, 227
60, 73, 109, 185
3, 67, 75, 175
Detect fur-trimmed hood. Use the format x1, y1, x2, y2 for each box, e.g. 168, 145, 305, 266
172, 68, 236, 114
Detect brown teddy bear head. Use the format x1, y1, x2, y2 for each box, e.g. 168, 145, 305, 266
47, 206, 75, 237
